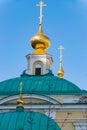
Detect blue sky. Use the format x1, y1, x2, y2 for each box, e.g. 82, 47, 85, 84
0, 0, 87, 90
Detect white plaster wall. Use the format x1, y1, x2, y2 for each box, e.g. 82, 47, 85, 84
26, 54, 52, 75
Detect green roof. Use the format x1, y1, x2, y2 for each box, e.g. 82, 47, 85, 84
0, 111, 60, 130
0, 73, 87, 95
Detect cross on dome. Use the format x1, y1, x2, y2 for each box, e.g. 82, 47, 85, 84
30, 1, 50, 55
36, 1, 46, 24
57, 45, 64, 78
17, 82, 24, 107
58, 45, 64, 63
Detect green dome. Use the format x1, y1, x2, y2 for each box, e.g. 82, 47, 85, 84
0, 111, 60, 130
0, 72, 86, 95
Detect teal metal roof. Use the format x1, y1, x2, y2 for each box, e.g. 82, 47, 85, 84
0, 73, 86, 95
0, 111, 60, 130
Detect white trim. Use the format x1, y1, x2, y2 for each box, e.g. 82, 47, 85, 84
0, 104, 87, 111
0, 94, 59, 105
55, 118, 87, 120
73, 122, 87, 130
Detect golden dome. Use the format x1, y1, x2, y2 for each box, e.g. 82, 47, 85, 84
30, 24, 50, 54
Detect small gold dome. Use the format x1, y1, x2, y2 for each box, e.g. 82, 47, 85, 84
30, 24, 50, 54
57, 66, 64, 78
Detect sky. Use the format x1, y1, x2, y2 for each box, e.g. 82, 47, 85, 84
0, 0, 87, 90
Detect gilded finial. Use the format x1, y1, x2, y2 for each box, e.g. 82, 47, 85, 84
17, 82, 24, 107
36, 0, 46, 25
30, 1, 50, 54
57, 45, 64, 78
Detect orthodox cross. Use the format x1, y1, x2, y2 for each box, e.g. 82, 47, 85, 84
58, 45, 64, 63
36, 1, 46, 24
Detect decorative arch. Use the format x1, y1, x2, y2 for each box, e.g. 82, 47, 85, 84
33, 61, 44, 75
0, 94, 60, 105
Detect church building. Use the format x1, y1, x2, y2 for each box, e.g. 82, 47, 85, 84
0, 1, 87, 130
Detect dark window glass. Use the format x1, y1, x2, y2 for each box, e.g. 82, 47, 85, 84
35, 68, 41, 75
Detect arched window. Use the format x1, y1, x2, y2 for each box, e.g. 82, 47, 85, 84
33, 61, 43, 75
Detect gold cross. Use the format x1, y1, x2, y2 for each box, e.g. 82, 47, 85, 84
36, 1, 46, 24
58, 45, 64, 62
